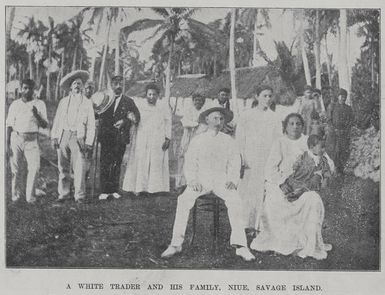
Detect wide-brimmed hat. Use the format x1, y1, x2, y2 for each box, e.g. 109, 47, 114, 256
60, 70, 90, 89
198, 107, 234, 124
91, 90, 115, 115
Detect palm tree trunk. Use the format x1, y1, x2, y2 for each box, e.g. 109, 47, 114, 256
339, 9, 350, 103
99, 18, 112, 90
89, 55, 96, 82
79, 54, 83, 70
55, 50, 65, 101
314, 10, 321, 89
324, 35, 333, 87
28, 52, 33, 80
300, 12, 311, 85
213, 54, 217, 77
115, 32, 120, 76
165, 37, 174, 103
72, 45, 78, 71
36, 60, 39, 86
229, 8, 239, 116
46, 48, 51, 101
252, 9, 259, 67
6, 7, 15, 46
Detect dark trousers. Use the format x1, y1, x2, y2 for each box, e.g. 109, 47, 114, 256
100, 141, 126, 194
326, 129, 350, 173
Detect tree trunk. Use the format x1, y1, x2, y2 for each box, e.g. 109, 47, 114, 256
165, 37, 174, 109
6, 7, 15, 46
229, 8, 239, 116
314, 10, 321, 89
252, 9, 259, 67
36, 60, 39, 87
300, 12, 311, 86
213, 54, 217, 77
338, 9, 350, 104
324, 35, 333, 87
46, 46, 51, 101
72, 45, 78, 72
99, 18, 112, 90
79, 54, 83, 70
55, 50, 65, 101
89, 55, 96, 83
28, 52, 33, 80
115, 31, 120, 76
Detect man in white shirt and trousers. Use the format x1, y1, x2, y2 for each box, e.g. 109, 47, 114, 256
162, 107, 255, 261
51, 70, 95, 203
6, 79, 48, 203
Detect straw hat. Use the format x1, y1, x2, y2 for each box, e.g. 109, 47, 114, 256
60, 70, 90, 90
91, 90, 115, 115
198, 107, 234, 124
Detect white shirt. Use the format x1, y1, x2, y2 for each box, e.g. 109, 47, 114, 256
113, 94, 122, 113
6, 98, 47, 133
184, 130, 241, 189
51, 94, 96, 146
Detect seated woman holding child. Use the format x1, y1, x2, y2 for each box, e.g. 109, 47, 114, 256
250, 113, 333, 260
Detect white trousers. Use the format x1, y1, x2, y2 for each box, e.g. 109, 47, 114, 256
10, 132, 40, 202
57, 130, 86, 200
170, 185, 247, 248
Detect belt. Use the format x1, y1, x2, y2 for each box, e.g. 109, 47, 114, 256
14, 131, 38, 141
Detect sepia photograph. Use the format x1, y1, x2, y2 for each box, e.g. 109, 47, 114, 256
4, 4, 380, 273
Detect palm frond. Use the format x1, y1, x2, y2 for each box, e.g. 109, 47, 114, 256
122, 19, 164, 36
141, 24, 167, 44
152, 8, 169, 18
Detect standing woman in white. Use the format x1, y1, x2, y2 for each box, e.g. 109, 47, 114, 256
236, 86, 282, 232
250, 113, 332, 260
122, 84, 171, 194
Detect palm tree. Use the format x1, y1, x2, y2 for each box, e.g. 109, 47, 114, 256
339, 9, 350, 102
18, 17, 47, 80
122, 8, 203, 101
239, 8, 271, 67
229, 8, 238, 116
81, 7, 127, 89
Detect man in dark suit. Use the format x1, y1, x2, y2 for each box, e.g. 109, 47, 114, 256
98, 75, 140, 200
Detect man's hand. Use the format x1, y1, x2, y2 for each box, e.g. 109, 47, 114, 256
162, 138, 171, 151
225, 181, 237, 190
52, 138, 60, 150
86, 145, 93, 159
189, 180, 202, 192
113, 119, 125, 130
32, 106, 38, 117
127, 112, 137, 123
77, 138, 86, 154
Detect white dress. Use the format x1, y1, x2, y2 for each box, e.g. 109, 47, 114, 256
236, 108, 282, 229
122, 99, 171, 193
250, 135, 332, 260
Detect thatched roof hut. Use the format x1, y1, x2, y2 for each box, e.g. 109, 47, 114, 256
126, 66, 296, 102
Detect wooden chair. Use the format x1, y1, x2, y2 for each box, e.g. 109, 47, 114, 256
188, 193, 227, 252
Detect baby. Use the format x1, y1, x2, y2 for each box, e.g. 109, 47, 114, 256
280, 134, 335, 202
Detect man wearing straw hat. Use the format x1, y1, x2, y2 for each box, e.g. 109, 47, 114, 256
51, 70, 96, 203
161, 107, 255, 261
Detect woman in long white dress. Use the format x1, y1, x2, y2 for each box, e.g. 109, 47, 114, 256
122, 84, 171, 194
250, 113, 332, 260
236, 86, 282, 230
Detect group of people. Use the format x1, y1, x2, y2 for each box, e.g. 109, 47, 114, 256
6, 68, 354, 262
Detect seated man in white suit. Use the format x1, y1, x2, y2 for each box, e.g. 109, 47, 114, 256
161, 107, 255, 261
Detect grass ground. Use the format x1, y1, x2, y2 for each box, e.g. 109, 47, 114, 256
5, 101, 380, 270
6, 150, 379, 270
